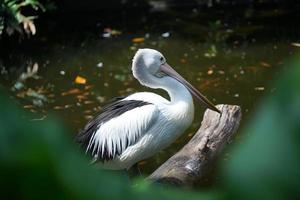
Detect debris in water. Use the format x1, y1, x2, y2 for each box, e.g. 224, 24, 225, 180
254, 87, 265, 91
102, 32, 111, 38
162, 32, 170, 38
130, 46, 137, 51
234, 93, 239, 98
132, 37, 145, 43
47, 93, 55, 98
204, 45, 217, 58
53, 105, 73, 110
110, 29, 122, 36
32, 99, 44, 107
30, 115, 47, 121
97, 62, 103, 68
61, 88, 81, 96
84, 85, 94, 90
13, 82, 24, 90
23, 105, 34, 109
102, 28, 122, 38
260, 61, 271, 67
207, 69, 214, 75
84, 101, 94, 105
76, 94, 85, 100
84, 110, 93, 114
75, 76, 87, 84
53, 106, 64, 110
64, 104, 73, 109
218, 70, 225, 75
30, 109, 37, 113
84, 115, 93, 120
26, 89, 48, 102
114, 74, 126, 82
96, 96, 106, 103
291, 42, 300, 47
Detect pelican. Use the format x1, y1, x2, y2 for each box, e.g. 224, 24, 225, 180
77, 48, 221, 170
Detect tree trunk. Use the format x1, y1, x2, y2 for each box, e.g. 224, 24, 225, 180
147, 104, 242, 187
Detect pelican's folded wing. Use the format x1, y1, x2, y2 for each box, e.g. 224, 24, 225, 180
76, 97, 159, 161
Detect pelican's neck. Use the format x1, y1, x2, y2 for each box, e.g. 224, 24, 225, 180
156, 76, 194, 126
132, 60, 193, 104
155, 76, 193, 105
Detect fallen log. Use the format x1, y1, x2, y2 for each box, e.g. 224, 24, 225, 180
147, 104, 242, 187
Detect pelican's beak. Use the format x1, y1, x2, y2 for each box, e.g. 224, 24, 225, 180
160, 63, 221, 114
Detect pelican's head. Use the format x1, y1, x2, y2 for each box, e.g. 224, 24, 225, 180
132, 48, 221, 114
132, 48, 165, 77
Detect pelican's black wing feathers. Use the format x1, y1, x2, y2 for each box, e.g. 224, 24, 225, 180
76, 96, 152, 161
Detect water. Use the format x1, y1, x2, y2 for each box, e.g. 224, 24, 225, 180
0, 4, 299, 177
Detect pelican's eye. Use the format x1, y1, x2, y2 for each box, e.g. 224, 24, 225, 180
160, 56, 165, 63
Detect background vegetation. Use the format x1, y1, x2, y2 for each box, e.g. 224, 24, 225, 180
1, 0, 300, 199
0, 0, 45, 37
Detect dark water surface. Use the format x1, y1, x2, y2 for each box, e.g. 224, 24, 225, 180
1, 3, 299, 179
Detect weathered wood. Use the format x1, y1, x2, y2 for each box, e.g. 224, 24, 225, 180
147, 104, 242, 187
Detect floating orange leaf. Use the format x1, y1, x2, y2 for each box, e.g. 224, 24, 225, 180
132, 37, 145, 43
75, 76, 87, 84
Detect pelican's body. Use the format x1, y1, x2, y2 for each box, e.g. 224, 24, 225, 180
98, 84, 193, 170
77, 49, 220, 170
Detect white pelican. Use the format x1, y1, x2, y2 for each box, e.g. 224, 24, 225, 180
77, 48, 221, 170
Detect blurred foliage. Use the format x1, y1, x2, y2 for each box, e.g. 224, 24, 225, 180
1, 55, 300, 199
0, 0, 45, 37
0, 91, 216, 199
222, 56, 300, 200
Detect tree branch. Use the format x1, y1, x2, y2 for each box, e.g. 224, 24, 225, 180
147, 104, 242, 187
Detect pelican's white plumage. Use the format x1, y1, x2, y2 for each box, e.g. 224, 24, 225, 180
77, 48, 220, 170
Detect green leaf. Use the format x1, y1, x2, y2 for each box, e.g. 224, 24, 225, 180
222, 56, 300, 200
